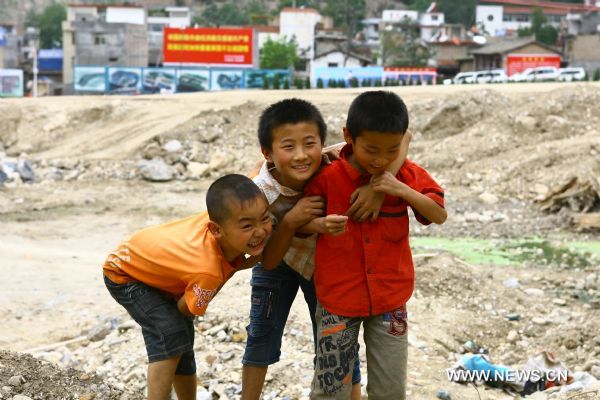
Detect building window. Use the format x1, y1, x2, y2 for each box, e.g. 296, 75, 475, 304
328, 62, 338, 67
431, 15, 439, 21
94, 34, 106, 45
487, 14, 494, 21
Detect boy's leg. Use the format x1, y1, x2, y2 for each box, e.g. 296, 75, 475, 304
363, 305, 408, 400
242, 263, 300, 400
299, 276, 362, 398
147, 356, 181, 400
310, 302, 361, 400
104, 277, 197, 400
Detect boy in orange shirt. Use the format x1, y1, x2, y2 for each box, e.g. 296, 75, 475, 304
103, 174, 273, 400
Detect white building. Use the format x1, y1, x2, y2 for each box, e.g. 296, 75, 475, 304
147, 7, 192, 66
310, 49, 371, 70
476, 0, 600, 37
279, 7, 322, 59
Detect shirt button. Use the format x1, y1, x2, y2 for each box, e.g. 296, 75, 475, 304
365, 237, 371, 243
367, 269, 373, 274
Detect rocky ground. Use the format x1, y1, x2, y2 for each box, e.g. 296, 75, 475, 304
1, 83, 599, 399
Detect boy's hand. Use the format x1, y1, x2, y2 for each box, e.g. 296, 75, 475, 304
283, 196, 325, 228
371, 172, 408, 197
347, 184, 385, 222
322, 214, 348, 236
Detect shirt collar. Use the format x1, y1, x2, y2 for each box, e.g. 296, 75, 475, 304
340, 144, 370, 184
257, 161, 301, 203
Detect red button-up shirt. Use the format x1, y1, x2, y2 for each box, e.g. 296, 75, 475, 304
305, 145, 444, 317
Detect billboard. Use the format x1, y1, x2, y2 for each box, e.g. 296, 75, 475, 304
143, 68, 176, 93
108, 67, 142, 93
211, 69, 244, 90
176, 69, 210, 92
244, 69, 290, 89
74, 67, 106, 92
313, 66, 383, 86
0, 69, 23, 97
506, 54, 561, 76
163, 27, 254, 67
384, 67, 437, 84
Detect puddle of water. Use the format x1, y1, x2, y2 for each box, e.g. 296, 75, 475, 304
412, 237, 600, 268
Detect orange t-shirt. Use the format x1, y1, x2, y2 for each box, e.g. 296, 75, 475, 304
102, 212, 242, 316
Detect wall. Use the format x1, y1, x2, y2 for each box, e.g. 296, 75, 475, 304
106, 7, 145, 25
568, 34, 600, 75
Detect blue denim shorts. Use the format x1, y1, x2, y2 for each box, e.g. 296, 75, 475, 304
242, 263, 361, 384
104, 275, 196, 375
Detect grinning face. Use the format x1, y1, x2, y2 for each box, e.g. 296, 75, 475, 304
262, 121, 323, 191
343, 128, 404, 175
210, 195, 273, 262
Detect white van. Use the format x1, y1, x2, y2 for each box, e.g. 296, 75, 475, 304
475, 70, 508, 84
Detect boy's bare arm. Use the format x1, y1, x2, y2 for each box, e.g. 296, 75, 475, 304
261, 196, 324, 269
347, 130, 413, 221
298, 214, 348, 235
371, 172, 447, 224
177, 296, 193, 317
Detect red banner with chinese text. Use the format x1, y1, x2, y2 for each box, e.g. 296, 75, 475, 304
163, 27, 254, 66
506, 54, 560, 76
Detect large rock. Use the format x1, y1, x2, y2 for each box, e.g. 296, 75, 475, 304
138, 158, 177, 182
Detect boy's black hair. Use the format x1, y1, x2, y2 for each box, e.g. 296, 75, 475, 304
258, 98, 327, 150
346, 91, 409, 140
207, 174, 265, 224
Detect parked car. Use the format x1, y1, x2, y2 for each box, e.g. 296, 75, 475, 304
475, 69, 508, 84
452, 71, 478, 84
558, 67, 586, 82
509, 67, 560, 82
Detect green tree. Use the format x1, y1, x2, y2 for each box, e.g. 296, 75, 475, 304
259, 37, 297, 69
38, 3, 66, 48
246, 0, 270, 25
322, 0, 365, 42
517, 8, 558, 45
196, 2, 249, 26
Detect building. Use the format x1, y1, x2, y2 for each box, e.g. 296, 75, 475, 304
468, 36, 561, 73
279, 7, 323, 59
62, 4, 148, 91
564, 34, 600, 76
147, 7, 192, 66
476, 0, 600, 37
311, 48, 372, 70
428, 24, 478, 76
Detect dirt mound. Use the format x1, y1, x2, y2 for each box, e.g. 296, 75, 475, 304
0, 350, 141, 400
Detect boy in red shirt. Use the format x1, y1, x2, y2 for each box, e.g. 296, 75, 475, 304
304, 91, 447, 399
103, 174, 272, 400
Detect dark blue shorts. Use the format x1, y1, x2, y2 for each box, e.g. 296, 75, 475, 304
104, 276, 196, 375
242, 262, 361, 384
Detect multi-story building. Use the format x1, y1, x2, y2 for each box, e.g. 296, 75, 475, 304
62, 3, 148, 91
476, 0, 600, 37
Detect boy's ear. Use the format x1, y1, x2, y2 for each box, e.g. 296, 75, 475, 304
207, 221, 222, 238
342, 127, 353, 145
261, 147, 272, 162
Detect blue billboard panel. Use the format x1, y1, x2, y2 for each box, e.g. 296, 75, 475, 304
176, 69, 210, 92
143, 68, 176, 94
0, 69, 24, 97
108, 67, 142, 93
211, 69, 244, 90
74, 67, 106, 92
244, 69, 290, 89
0, 27, 7, 47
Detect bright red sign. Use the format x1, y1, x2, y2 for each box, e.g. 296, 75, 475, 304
506, 54, 561, 76
163, 27, 254, 66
